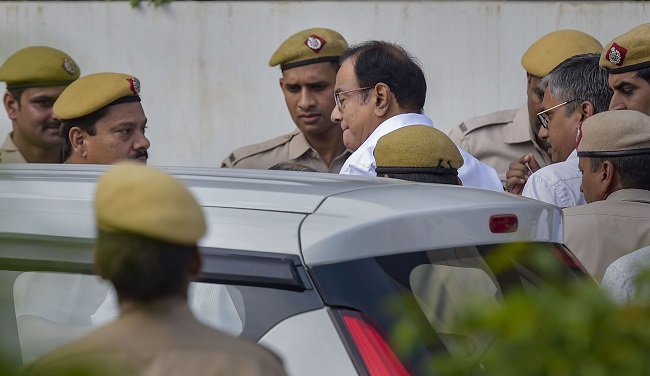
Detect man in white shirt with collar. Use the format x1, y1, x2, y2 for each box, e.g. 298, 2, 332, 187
520, 53, 612, 208
331, 40, 502, 191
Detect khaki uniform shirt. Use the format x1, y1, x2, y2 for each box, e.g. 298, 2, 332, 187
449, 106, 551, 182
563, 189, 650, 282
221, 128, 351, 173
26, 299, 287, 376
0, 132, 27, 163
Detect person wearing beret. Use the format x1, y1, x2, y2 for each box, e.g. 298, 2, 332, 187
519, 53, 612, 208
449, 30, 601, 184
221, 28, 351, 173
332, 40, 502, 191
0, 46, 80, 163
562, 110, 650, 282
55, 72, 150, 165
374, 125, 463, 185
26, 163, 287, 376
600, 23, 650, 116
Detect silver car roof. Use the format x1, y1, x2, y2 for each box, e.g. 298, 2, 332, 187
0, 164, 563, 266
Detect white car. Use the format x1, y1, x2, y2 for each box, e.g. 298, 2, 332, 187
0, 164, 587, 375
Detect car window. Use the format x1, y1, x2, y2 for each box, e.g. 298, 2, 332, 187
11, 272, 246, 363
310, 242, 585, 374
0, 248, 323, 367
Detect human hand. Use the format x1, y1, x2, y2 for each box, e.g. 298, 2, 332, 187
504, 153, 541, 194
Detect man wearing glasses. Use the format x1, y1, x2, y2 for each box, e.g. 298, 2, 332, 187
600, 23, 650, 116
516, 53, 612, 208
221, 28, 351, 173
332, 40, 502, 190
450, 30, 602, 184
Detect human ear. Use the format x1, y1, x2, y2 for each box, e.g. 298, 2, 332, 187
3, 92, 19, 120
69, 127, 87, 158
373, 83, 391, 117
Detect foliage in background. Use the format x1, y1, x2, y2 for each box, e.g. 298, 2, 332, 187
433, 279, 650, 376
129, 0, 173, 8
386, 243, 650, 375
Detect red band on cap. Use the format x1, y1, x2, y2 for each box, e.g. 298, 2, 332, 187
606, 43, 627, 66
304, 35, 327, 53
128, 78, 141, 95
576, 121, 583, 149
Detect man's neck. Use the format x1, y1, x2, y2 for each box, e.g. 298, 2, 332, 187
304, 127, 348, 167
11, 132, 61, 163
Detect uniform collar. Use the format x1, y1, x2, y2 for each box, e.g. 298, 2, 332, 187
503, 106, 535, 144
1, 132, 28, 163
606, 188, 650, 203
287, 129, 317, 160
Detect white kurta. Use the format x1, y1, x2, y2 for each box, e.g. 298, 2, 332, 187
339, 113, 503, 191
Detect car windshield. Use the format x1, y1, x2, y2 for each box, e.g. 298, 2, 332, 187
310, 242, 586, 374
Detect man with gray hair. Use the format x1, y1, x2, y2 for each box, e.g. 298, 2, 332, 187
507, 53, 612, 207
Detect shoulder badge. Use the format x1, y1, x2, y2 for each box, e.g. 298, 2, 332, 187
305, 35, 326, 53
606, 43, 627, 66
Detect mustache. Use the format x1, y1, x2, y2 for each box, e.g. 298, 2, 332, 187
131, 150, 148, 160
41, 120, 61, 131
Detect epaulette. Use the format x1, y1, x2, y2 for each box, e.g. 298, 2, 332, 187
224, 129, 299, 165
457, 108, 519, 135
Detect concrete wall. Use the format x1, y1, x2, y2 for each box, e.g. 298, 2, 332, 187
1, 1, 648, 167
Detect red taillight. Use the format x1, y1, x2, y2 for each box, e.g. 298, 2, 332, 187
553, 244, 588, 273
332, 310, 410, 376
489, 214, 518, 233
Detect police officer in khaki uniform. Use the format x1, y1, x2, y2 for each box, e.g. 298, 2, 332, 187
600, 23, 650, 116
374, 124, 463, 185
449, 30, 602, 183
55, 72, 151, 164
0, 46, 80, 163
563, 110, 650, 282
26, 163, 287, 376
221, 28, 351, 173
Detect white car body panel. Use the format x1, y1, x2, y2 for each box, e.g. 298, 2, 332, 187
259, 308, 358, 376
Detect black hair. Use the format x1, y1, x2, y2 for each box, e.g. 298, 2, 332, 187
341, 41, 427, 113
59, 107, 108, 160
94, 230, 196, 303
590, 154, 650, 189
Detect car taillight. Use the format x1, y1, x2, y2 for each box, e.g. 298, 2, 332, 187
553, 245, 589, 273
489, 214, 518, 233
330, 309, 410, 376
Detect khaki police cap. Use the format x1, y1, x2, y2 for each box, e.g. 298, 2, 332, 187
600, 23, 650, 74
0, 46, 79, 90
269, 28, 348, 71
54, 72, 141, 120
374, 125, 464, 175
95, 162, 206, 246
577, 110, 650, 157
521, 30, 602, 78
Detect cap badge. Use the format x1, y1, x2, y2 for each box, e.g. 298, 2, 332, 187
128, 77, 141, 95
606, 43, 627, 66
576, 121, 583, 148
62, 58, 76, 75
305, 35, 326, 53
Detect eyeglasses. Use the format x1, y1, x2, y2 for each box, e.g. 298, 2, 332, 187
334, 87, 372, 112
537, 99, 581, 129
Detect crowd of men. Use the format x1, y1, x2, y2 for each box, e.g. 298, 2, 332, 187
1, 21, 650, 373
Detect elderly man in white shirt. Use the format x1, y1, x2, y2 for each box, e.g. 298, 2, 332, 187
331, 40, 502, 191
516, 53, 612, 207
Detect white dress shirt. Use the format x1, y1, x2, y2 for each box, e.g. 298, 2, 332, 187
339, 113, 503, 191
522, 149, 585, 208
